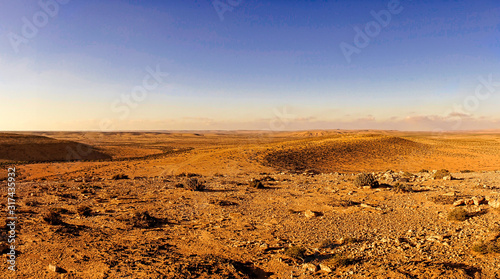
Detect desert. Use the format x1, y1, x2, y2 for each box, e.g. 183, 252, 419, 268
1, 130, 500, 278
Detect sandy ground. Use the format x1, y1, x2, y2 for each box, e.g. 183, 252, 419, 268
1, 130, 500, 278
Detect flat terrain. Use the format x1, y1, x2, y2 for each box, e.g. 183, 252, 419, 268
1, 130, 500, 278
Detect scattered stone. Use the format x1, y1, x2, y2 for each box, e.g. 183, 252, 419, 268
319, 263, 332, 273
47, 264, 61, 273
304, 210, 319, 218
302, 263, 318, 272
487, 197, 500, 209
453, 199, 465, 207
471, 196, 485, 206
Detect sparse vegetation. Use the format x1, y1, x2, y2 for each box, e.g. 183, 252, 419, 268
319, 239, 337, 249
284, 246, 307, 259
77, 205, 92, 217
49, 207, 69, 214
130, 211, 162, 228
401, 171, 414, 178
353, 173, 379, 188
177, 172, 200, 178
430, 195, 459, 205
43, 211, 63, 225
249, 178, 264, 189
112, 174, 129, 180
323, 254, 354, 267
393, 182, 414, 193
448, 208, 469, 221
472, 240, 500, 254
341, 237, 359, 245
184, 177, 205, 191
432, 169, 451, 179
25, 200, 40, 207
7, 131, 500, 278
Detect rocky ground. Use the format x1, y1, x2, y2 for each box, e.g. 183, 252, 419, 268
2, 169, 500, 278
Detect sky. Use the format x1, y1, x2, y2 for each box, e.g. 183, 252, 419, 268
0, 0, 499, 131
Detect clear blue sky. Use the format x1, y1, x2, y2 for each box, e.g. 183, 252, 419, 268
1, 0, 499, 131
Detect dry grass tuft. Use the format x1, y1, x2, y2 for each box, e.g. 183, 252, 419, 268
472, 240, 500, 254
249, 178, 264, 189
43, 211, 63, 225
130, 211, 162, 228
184, 177, 206, 191
112, 174, 129, 180
448, 208, 469, 221
353, 173, 378, 188
284, 246, 307, 259
393, 182, 414, 193
432, 169, 451, 179
77, 205, 92, 217
323, 254, 354, 267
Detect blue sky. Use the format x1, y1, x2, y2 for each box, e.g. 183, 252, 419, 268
1, 0, 499, 131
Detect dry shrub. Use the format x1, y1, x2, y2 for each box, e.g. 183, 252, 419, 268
353, 173, 379, 188
323, 254, 353, 267
393, 182, 414, 193
131, 211, 161, 228
284, 246, 306, 259
184, 177, 205, 191
472, 240, 500, 254
448, 208, 469, 221
112, 174, 129, 180
249, 178, 264, 189
432, 169, 451, 179
43, 211, 63, 225
77, 205, 92, 217
320, 239, 337, 249
49, 207, 69, 214
341, 237, 359, 245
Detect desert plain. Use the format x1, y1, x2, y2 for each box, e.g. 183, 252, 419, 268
1, 130, 500, 278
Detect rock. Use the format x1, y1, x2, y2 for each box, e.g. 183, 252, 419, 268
319, 263, 332, 273
488, 198, 500, 209
453, 199, 465, 207
443, 192, 456, 197
472, 196, 485, 205
304, 210, 319, 218
302, 263, 318, 272
465, 199, 475, 206
47, 264, 61, 273
443, 175, 453, 180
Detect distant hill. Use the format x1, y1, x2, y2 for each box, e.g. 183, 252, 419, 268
263, 135, 431, 173
0, 133, 112, 162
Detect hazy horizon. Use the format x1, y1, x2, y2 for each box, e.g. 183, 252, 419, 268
1, 0, 499, 131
